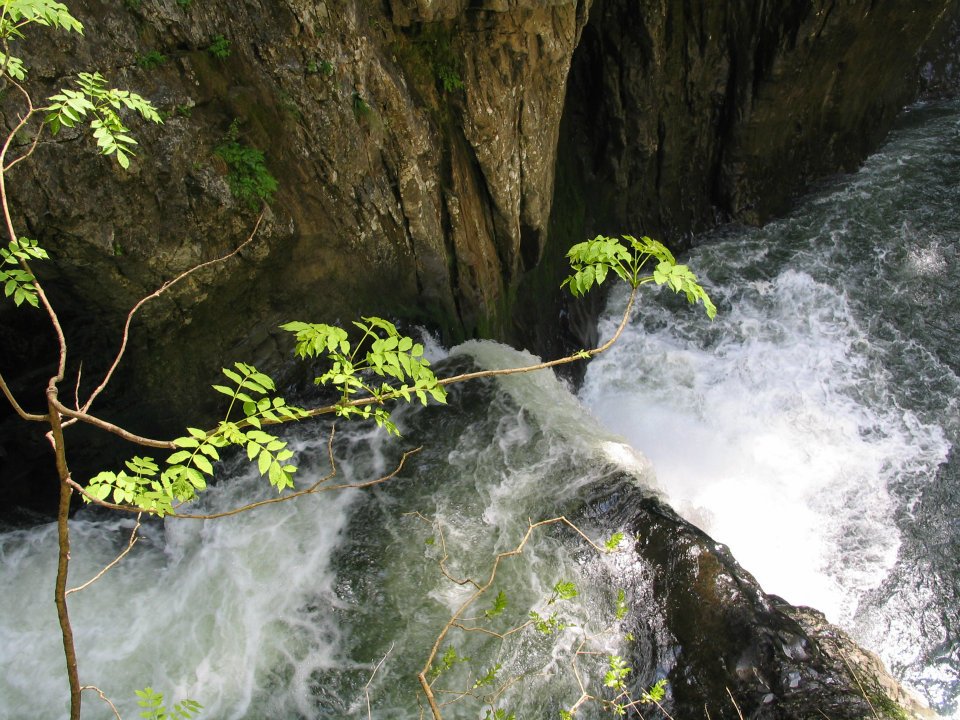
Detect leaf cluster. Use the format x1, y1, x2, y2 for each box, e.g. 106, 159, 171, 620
214, 124, 277, 208
45, 71, 162, 168
431, 645, 470, 679
84, 363, 307, 515
0, 236, 46, 306
562, 234, 716, 319
0, 0, 82, 42
206, 33, 230, 59
135, 687, 202, 720
281, 317, 446, 435
136, 50, 167, 69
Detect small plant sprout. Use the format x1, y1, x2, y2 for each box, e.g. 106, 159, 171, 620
207, 34, 231, 59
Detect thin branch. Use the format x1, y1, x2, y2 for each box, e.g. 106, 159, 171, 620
841, 654, 881, 720
77, 211, 266, 417
173, 446, 421, 520
53, 399, 175, 449
365, 643, 394, 720
0, 369, 47, 421
726, 687, 745, 720
66, 514, 142, 596
4, 120, 45, 172
64, 439, 421, 522
0, 80, 68, 380
286, 286, 640, 426
417, 516, 611, 720
79, 686, 122, 720
435, 285, 638, 389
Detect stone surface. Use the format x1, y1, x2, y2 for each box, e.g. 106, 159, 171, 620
579, 479, 933, 720
515, 0, 959, 362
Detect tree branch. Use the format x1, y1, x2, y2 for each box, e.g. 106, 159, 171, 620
77, 210, 266, 417
417, 517, 611, 719
52, 398, 175, 449
79, 686, 121, 720
64, 426, 421, 522
290, 285, 639, 425
66, 514, 141, 596
0, 369, 47, 421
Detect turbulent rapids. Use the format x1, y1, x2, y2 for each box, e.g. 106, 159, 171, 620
2, 101, 960, 718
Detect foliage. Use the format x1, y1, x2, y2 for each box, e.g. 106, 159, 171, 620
563, 234, 716, 319
485, 589, 508, 618
393, 24, 464, 95
0, 236, 47, 306
84, 362, 308, 515
0, 0, 82, 43
604, 531, 624, 551
135, 688, 202, 720
214, 120, 278, 208
306, 59, 334, 76
436, 64, 463, 93
281, 316, 447, 435
352, 91, 371, 117
415, 516, 674, 720
136, 50, 167, 69
207, 33, 230, 58
0, 5, 716, 717
44, 71, 162, 168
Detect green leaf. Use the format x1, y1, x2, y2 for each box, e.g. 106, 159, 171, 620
192, 454, 214, 475
485, 590, 508, 618
552, 580, 578, 602
172, 436, 200, 448
473, 663, 501, 689
257, 450, 271, 476
166, 450, 192, 465
605, 531, 624, 551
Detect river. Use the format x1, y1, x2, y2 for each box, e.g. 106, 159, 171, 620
581, 99, 960, 715
1, 101, 958, 718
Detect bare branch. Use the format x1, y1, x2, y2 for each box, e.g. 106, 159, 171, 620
66, 514, 142, 596
435, 286, 638, 389
0, 80, 69, 379
417, 516, 611, 719
4, 122, 45, 173
53, 399, 175, 449
174, 445, 421, 520
79, 686, 122, 720
0, 369, 46, 421
78, 211, 266, 417
365, 643, 394, 720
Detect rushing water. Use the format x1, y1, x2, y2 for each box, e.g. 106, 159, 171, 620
2, 101, 960, 718
581, 100, 960, 715
0, 348, 660, 720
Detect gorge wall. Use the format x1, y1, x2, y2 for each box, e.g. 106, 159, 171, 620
0, 0, 957, 513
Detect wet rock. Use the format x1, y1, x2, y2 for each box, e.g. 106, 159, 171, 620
579, 480, 932, 719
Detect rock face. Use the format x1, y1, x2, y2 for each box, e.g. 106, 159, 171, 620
516, 0, 960, 360
0, 0, 957, 504
0, 0, 591, 447
579, 480, 933, 720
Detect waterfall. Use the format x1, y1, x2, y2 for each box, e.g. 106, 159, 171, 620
3, 100, 960, 718
581, 100, 960, 715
